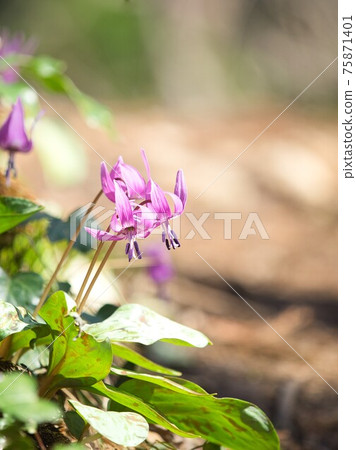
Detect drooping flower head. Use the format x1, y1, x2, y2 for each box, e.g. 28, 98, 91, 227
0, 30, 35, 84
86, 150, 187, 261
0, 98, 40, 185
86, 181, 155, 261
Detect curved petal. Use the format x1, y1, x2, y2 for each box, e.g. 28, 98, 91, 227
149, 181, 171, 218
84, 227, 123, 241
174, 169, 187, 208
114, 181, 135, 228
101, 162, 115, 202
110, 156, 123, 179
119, 162, 146, 199
165, 191, 184, 216
110, 156, 146, 199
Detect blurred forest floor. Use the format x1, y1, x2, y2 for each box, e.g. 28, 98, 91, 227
12, 105, 337, 449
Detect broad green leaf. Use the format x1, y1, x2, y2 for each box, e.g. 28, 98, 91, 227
111, 368, 205, 396
0, 268, 44, 311
112, 343, 181, 376
0, 300, 43, 341
9, 325, 51, 355
83, 304, 211, 348
117, 380, 280, 450
0, 373, 60, 432
0, 197, 43, 234
39, 291, 112, 393
87, 382, 198, 439
68, 400, 148, 446
39, 291, 76, 330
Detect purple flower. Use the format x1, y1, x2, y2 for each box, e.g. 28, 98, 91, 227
146, 244, 174, 285
0, 30, 35, 84
101, 157, 146, 202
141, 150, 187, 250
87, 151, 187, 261
85, 181, 156, 261
0, 98, 38, 185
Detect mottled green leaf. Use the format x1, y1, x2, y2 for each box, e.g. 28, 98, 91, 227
0, 197, 43, 234
0, 373, 60, 431
112, 343, 181, 376
83, 304, 211, 348
0, 268, 44, 311
87, 382, 198, 438
68, 400, 148, 446
39, 291, 112, 393
0, 300, 44, 341
116, 380, 280, 450
9, 326, 52, 355
111, 368, 206, 396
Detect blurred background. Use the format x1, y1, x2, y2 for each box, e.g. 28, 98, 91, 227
1, 1, 337, 448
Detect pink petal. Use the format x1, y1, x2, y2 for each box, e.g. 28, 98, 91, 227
136, 205, 158, 238
141, 149, 151, 178
119, 162, 146, 199
84, 227, 123, 241
0, 98, 32, 153
110, 213, 124, 233
114, 181, 135, 228
101, 162, 115, 202
165, 191, 184, 216
174, 169, 187, 208
149, 180, 172, 218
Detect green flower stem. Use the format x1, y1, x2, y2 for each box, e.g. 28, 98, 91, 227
33, 189, 103, 317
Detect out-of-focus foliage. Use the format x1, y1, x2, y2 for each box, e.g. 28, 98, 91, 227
0, 0, 337, 108
0, 373, 61, 435
0, 203, 97, 313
